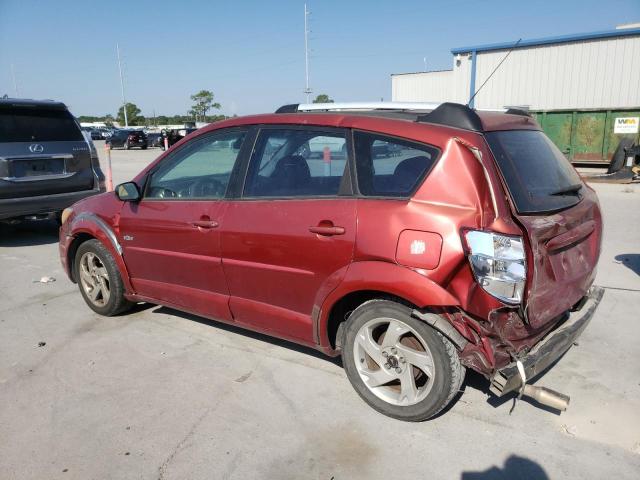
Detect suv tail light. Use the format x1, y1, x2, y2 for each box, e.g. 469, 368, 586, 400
464, 230, 526, 304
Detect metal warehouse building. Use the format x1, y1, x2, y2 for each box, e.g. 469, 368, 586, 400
392, 26, 640, 163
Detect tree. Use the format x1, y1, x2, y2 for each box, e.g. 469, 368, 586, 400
117, 102, 144, 126
312, 94, 334, 103
190, 90, 221, 121
104, 114, 115, 127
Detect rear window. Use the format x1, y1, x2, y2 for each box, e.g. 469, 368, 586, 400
0, 107, 84, 142
485, 130, 584, 214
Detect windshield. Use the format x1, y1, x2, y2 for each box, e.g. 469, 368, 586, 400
485, 130, 584, 214
0, 107, 84, 142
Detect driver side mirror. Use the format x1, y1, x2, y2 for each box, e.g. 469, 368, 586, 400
115, 182, 141, 202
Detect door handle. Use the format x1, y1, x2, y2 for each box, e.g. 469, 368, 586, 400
191, 220, 219, 229
309, 225, 345, 236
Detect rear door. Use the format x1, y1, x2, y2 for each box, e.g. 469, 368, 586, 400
485, 130, 602, 329
0, 105, 94, 199
221, 126, 356, 343
119, 128, 249, 321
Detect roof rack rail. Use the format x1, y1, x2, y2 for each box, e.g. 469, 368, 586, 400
278, 101, 443, 113
273, 101, 527, 132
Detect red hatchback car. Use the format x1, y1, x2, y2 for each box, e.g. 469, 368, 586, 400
59, 102, 603, 421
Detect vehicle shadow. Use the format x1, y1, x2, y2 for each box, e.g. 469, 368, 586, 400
0, 219, 60, 247
614, 254, 640, 276
150, 305, 343, 367
461, 455, 549, 479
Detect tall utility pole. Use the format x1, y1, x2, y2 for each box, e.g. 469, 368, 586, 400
10, 64, 19, 97
116, 43, 128, 127
303, 3, 312, 103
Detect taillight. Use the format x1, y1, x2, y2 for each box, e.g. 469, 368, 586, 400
464, 230, 526, 304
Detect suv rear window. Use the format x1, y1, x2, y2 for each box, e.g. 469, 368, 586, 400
485, 130, 584, 214
353, 131, 438, 197
0, 107, 84, 142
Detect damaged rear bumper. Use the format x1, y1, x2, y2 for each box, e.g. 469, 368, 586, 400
490, 286, 605, 396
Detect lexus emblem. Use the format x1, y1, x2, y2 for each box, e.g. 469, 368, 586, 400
29, 144, 44, 153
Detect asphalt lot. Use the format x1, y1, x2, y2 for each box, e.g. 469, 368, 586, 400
1, 142, 639, 479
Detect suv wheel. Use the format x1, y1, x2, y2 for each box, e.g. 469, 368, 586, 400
342, 300, 464, 421
74, 239, 133, 316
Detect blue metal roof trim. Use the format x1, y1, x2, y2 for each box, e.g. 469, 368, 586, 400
451, 28, 640, 54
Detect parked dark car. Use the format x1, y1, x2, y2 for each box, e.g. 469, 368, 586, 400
106, 129, 148, 149
146, 132, 163, 148
90, 129, 103, 141
0, 98, 105, 221
59, 101, 603, 421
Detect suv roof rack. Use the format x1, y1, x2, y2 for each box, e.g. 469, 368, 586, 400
273, 102, 534, 132
295, 101, 443, 112
275, 101, 495, 132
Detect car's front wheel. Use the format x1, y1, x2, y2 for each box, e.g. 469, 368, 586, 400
342, 299, 464, 421
74, 239, 133, 316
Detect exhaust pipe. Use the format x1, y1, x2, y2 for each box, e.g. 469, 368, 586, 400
521, 385, 570, 411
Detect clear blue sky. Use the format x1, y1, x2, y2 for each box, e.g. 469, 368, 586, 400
1, 0, 639, 117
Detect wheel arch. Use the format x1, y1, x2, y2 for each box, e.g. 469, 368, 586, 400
67, 214, 134, 293
316, 261, 460, 353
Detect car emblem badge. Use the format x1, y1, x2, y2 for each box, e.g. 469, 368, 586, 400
29, 144, 44, 153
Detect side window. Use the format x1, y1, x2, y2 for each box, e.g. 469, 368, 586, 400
145, 130, 246, 200
243, 128, 348, 197
353, 131, 439, 197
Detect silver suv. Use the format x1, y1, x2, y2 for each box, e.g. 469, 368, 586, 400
0, 99, 105, 221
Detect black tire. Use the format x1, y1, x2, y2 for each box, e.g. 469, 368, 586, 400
74, 239, 133, 316
342, 299, 464, 421
141, 145, 148, 150
607, 137, 635, 174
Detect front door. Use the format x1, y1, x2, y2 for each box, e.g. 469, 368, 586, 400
221, 127, 357, 343
119, 128, 248, 321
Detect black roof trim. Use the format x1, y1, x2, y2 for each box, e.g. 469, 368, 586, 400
416, 103, 483, 132
275, 104, 299, 113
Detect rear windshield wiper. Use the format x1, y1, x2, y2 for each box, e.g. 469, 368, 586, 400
549, 183, 583, 196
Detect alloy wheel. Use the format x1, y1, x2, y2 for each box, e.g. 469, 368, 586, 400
353, 317, 435, 406
78, 251, 111, 307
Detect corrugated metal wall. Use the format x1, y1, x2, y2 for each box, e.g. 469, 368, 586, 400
391, 35, 640, 110
472, 36, 640, 110
391, 70, 454, 103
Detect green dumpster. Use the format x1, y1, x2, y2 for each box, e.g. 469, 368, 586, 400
533, 109, 640, 164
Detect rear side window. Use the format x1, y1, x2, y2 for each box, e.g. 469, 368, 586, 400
353, 131, 438, 197
0, 107, 83, 142
243, 128, 348, 198
485, 130, 583, 214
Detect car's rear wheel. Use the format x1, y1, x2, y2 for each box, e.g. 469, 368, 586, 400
342, 299, 464, 421
74, 239, 133, 316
